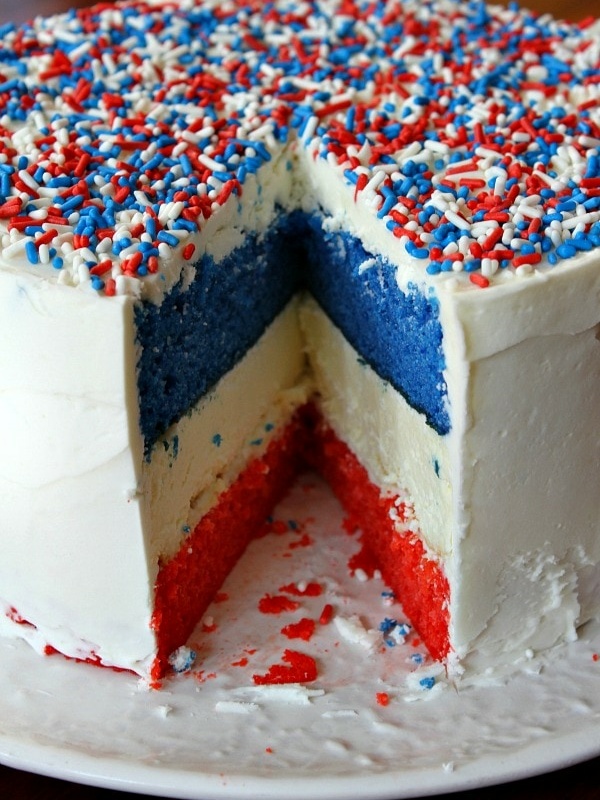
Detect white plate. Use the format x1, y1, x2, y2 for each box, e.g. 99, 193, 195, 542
1, 475, 599, 799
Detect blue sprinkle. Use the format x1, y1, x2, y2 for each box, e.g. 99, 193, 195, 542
212, 433, 222, 447
25, 241, 38, 264
157, 231, 180, 247
571, 235, 593, 252
406, 241, 429, 259
556, 242, 577, 259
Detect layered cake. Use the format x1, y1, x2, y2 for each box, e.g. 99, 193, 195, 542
0, 0, 598, 683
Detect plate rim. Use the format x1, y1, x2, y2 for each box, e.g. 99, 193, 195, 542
2, 710, 600, 800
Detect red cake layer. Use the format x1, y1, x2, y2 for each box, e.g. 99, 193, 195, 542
150, 411, 307, 682
304, 409, 451, 661
151, 404, 450, 681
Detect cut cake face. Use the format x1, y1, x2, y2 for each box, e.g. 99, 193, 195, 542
0, 0, 598, 682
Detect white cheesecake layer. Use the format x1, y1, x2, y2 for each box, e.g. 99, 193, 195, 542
143, 298, 308, 563
300, 296, 452, 558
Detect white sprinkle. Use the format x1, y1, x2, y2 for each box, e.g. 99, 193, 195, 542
364, 169, 387, 194
562, 210, 600, 229
2, 240, 27, 259
445, 209, 471, 231
301, 115, 319, 144
197, 153, 227, 172
424, 139, 449, 155
481, 258, 499, 277
515, 263, 533, 277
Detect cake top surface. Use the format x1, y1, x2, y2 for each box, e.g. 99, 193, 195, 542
0, 0, 598, 298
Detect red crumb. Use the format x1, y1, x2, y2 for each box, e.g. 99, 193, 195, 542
253, 649, 318, 685
376, 692, 390, 707
258, 594, 301, 614
279, 581, 323, 597
288, 533, 313, 549
269, 519, 289, 535
265, 747, 273, 754
281, 617, 316, 641
319, 604, 334, 625
593, 653, 599, 662
411, 638, 421, 647
214, 592, 229, 603
202, 621, 217, 633
194, 671, 217, 683
231, 657, 249, 667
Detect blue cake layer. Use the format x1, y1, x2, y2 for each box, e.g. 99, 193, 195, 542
135, 212, 449, 454
135, 219, 303, 454
300, 213, 449, 436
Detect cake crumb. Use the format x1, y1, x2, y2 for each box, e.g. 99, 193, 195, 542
168, 646, 196, 673
215, 700, 259, 714
334, 615, 379, 650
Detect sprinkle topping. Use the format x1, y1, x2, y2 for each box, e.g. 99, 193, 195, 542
0, 0, 599, 295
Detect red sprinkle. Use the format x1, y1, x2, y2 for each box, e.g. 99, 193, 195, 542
319, 604, 334, 625
376, 692, 390, 707
182, 242, 196, 260
469, 273, 490, 288
512, 252, 542, 267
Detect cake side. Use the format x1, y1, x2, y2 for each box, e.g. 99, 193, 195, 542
441, 265, 600, 675
0, 267, 158, 673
